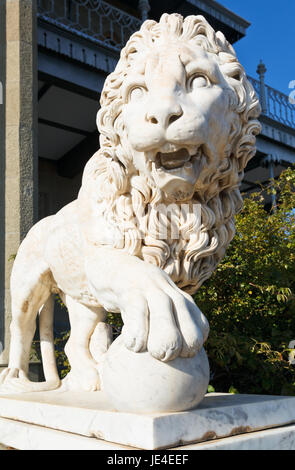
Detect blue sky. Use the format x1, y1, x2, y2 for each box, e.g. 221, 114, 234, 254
218, 0, 295, 96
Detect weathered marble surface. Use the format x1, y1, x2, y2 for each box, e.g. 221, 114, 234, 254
179, 425, 295, 450
101, 336, 209, 413
1, 405, 295, 450
0, 13, 261, 414
0, 442, 9, 450
0, 392, 294, 450
0, 417, 131, 451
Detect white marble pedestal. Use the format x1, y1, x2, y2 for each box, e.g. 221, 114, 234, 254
0, 392, 295, 450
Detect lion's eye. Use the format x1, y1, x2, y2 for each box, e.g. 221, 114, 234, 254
189, 75, 210, 90
128, 86, 146, 102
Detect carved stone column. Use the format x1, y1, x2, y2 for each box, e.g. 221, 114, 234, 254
0, 0, 6, 360
0, 0, 38, 368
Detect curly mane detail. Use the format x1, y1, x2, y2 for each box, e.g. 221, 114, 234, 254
80, 14, 261, 294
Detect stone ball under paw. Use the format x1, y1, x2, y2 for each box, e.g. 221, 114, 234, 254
101, 335, 210, 413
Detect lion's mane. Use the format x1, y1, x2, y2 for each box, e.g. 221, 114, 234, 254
81, 13, 261, 294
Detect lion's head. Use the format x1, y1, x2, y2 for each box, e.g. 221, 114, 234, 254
78, 13, 261, 294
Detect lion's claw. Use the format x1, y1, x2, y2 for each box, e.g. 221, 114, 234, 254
147, 328, 182, 362
122, 327, 147, 353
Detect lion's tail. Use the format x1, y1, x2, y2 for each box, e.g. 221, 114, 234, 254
36, 295, 61, 390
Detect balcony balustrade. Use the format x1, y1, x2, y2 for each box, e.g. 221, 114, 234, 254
37, 1, 295, 130
37, 0, 141, 51
248, 76, 295, 129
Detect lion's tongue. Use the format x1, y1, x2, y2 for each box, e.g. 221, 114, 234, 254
159, 148, 190, 169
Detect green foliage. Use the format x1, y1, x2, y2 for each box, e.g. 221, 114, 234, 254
54, 331, 71, 378
195, 166, 295, 395
50, 296, 71, 379
106, 312, 123, 339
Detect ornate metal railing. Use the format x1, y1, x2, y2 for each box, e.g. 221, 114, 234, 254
37, 0, 141, 51
248, 75, 295, 129
37, 2, 295, 130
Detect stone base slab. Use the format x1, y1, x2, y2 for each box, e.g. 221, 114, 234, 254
0, 391, 295, 449
1, 417, 295, 450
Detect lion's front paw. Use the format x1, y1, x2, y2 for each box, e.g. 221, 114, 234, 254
145, 279, 209, 362
120, 293, 149, 353
147, 324, 182, 362
118, 266, 208, 362
145, 289, 183, 362
122, 325, 147, 353
173, 292, 209, 358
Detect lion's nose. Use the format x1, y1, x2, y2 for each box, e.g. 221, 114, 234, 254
146, 101, 183, 128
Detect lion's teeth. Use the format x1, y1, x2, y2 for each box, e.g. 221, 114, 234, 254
159, 143, 179, 153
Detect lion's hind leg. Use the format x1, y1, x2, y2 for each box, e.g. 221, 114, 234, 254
61, 296, 107, 392
0, 268, 58, 392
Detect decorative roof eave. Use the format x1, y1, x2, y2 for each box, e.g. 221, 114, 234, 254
186, 0, 250, 37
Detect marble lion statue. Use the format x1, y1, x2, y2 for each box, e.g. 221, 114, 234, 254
0, 13, 261, 393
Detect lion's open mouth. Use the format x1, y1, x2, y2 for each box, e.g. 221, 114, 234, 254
150, 145, 204, 199
156, 148, 192, 170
